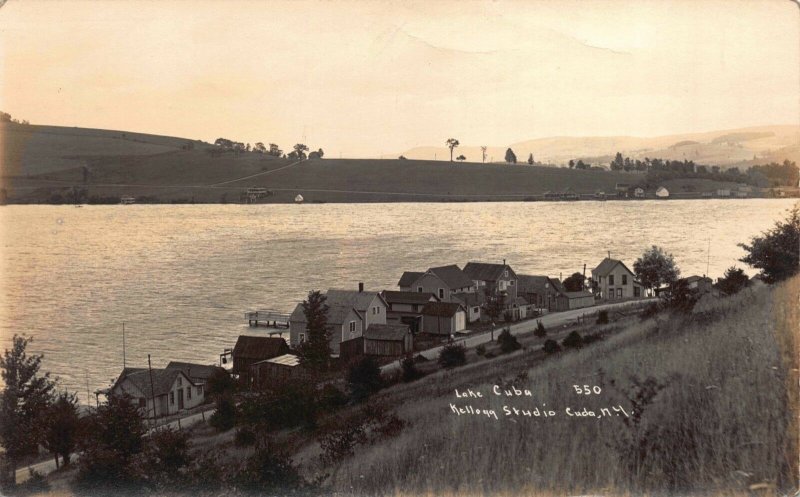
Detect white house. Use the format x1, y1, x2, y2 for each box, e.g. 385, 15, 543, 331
111, 367, 205, 418
655, 186, 669, 198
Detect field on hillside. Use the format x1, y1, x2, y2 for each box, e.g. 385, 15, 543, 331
318, 278, 798, 496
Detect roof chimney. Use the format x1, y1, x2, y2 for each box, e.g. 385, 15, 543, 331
503, 258, 506, 265
358, 282, 364, 293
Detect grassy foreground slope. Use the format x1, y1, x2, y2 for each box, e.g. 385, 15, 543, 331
326, 277, 798, 496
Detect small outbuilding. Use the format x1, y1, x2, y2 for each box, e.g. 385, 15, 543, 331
251, 354, 305, 388
232, 336, 290, 380
655, 186, 670, 198
363, 323, 413, 356
421, 301, 467, 335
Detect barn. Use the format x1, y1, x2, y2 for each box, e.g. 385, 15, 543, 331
363, 324, 413, 356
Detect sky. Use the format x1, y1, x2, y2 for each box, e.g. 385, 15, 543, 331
1, 0, 799, 158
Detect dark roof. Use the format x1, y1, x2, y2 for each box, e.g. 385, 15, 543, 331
166, 362, 223, 381
517, 274, 558, 293
116, 368, 191, 398
364, 323, 411, 341
290, 302, 363, 325
382, 291, 439, 305
684, 275, 712, 283
452, 291, 484, 306
421, 301, 464, 317
398, 271, 424, 287
592, 258, 634, 277
326, 289, 386, 312
463, 262, 513, 282
428, 265, 474, 289
233, 336, 290, 360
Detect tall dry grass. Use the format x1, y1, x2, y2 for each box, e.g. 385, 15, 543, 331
323, 277, 799, 497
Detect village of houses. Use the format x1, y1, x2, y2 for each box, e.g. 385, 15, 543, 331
109, 256, 716, 422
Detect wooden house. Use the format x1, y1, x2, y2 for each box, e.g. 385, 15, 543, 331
397, 265, 475, 300
591, 258, 643, 300
289, 303, 364, 357
111, 367, 204, 418
382, 290, 439, 333
463, 261, 518, 302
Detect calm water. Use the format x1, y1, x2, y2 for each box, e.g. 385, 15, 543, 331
0, 200, 796, 402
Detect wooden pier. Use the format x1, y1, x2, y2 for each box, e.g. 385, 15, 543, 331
245, 310, 291, 328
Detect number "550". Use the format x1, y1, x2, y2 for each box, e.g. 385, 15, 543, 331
573, 385, 602, 395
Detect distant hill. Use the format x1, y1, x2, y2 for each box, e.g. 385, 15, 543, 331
401, 125, 800, 168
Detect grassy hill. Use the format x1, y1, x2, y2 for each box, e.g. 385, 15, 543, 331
0, 122, 779, 204
316, 277, 797, 496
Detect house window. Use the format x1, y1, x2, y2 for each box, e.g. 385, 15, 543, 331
187, 387, 192, 400
170, 392, 175, 405
608, 289, 614, 300
349, 321, 356, 332
617, 288, 623, 298
634, 287, 641, 297
504, 270, 508, 277
299, 333, 306, 343
438, 288, 445, 299
417, 286, 423, 293
197, 386, 203, 396
622, 274, 628, 285
608, 275, 615, 285
177, 377, 182, 387
473, 306, 480, 313
509, 280, 515, 286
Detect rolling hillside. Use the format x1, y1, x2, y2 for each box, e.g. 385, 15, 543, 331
0, 122, 782, 204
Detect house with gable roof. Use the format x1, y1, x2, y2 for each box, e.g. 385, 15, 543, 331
110, 366, 205, 418
463, 261, 518, 301
591, 257, 643, 300
396, 264, 475, 301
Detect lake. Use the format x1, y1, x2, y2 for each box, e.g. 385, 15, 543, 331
0, 199, 796, 401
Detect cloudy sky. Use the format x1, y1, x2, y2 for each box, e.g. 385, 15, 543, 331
2, 0, 798, 157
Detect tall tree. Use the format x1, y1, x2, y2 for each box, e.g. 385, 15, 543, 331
445, 138, 460, 162
505, 148, 517, 164
611, 152, 624, 171
562, 272, 585, 292
527, 153, 534, 165
739, 207, 799, 283
293, 143, 309, 159
42, 392, 80, 469
0, 335, 56, 486
480, 146, 487, 163
716, 266, 749, 296
253, 142, 267, 153
633, 246, 680, 293
296, 291, 331, 372
268, 143, 282, 156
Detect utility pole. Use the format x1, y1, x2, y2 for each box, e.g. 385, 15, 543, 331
706, 238, 711, 277
85, 370, 90, 407
122, 322, 126, 369
148, 354, 157, 428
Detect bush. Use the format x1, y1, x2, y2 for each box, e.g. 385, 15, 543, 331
503, 310, 514, 322
475, 344, 486, 356
236, 447, 314, 496
235, 427, 256, 447
597, 310, 609, 324
413, 354, 429, 363
319, 405, 405, 466
534, 320, 546, 338
239, 380, 318, 432
319, 384, 348, 409
347, 357, 383, 403
739, 206, 799, 283
205, 368, 235, 399
146, 428, 191, 474
582, 332, 604, 345
15, 469, 50, 496
401, 357, 422, 382
497, 328, 521, 354
562, 330, 584, 349
209, 395, 237, 432
484, 351, 496, 359
716, 266, 749, 295
438, 342, 466, 369
640, 302, 661, 320
543, 339, 561, 354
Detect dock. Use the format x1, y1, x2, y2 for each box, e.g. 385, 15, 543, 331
245, 309, 291, 329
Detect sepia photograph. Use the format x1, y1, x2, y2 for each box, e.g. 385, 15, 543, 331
0, 1, 799, 496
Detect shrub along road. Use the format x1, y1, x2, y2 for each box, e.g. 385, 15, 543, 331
381, 299, 654, 373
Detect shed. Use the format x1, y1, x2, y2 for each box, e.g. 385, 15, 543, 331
363, 324, 413, 356
656, 186, 669, 198
421, 301, 467, 335
251, 354, 305, 387
232, 336, 290, 378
